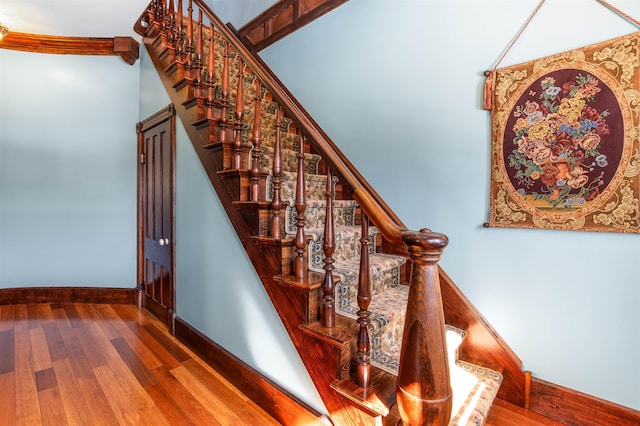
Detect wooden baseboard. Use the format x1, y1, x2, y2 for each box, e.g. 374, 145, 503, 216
174, 316, 331, 426
529, 377, 640, 425
0, 286, 137, 305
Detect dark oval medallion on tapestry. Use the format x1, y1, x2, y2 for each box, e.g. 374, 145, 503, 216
502, 68, 624, 213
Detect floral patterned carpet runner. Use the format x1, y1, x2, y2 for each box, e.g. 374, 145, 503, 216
487, 32, 640, 233
264, 143, 502, 425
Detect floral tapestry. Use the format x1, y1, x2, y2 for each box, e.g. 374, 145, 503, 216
487, 32, 640, 233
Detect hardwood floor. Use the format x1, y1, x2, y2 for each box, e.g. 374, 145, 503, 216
0, 303, 281, 425
0, 301, 574, 426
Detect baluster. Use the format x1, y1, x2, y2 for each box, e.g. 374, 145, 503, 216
322, 168, 336, 328
184, 0, 194, 84
164, 0, 176, 62
218, 41, 230, 146
355, 212, 371, 387
294, 132, 308, 279
171, 0, 185, 80
271, 106, 283, 239
157, 0, 166, 27
232, 59, 245, 170
149, 0, 162, 29
397, 230, 452, 426
250, 79, 262, 201
205, 22, 215, 121
193, 10, 204, 112
147, 1, 157, 27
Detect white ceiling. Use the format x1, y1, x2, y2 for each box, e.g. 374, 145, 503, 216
0, 1, 152, 39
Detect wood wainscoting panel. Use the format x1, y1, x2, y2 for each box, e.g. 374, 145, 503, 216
0, 287, 137, 306
529, 377, 640, 426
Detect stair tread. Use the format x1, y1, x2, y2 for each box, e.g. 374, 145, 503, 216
329, 328, 503, 425
299, 316, 358, 347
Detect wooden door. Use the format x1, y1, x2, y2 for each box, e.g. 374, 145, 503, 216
137, 105, 176, 331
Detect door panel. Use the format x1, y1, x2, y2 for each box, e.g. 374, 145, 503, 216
137, 105, 176, 331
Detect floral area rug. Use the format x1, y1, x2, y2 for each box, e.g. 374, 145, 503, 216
487, 32, 640, 233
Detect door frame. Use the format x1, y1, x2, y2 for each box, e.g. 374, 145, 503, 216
136, 104, 177, 331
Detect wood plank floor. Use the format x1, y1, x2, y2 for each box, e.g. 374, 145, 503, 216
0, 303, 282, 426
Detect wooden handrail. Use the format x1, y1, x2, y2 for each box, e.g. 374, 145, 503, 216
152, 0, 408, 237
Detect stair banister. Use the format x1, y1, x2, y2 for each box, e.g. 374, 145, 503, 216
184, 0, 193, 82
165, 0, 176, 63
218, 40, 230, 146
250, 78, 262, 202
321, 168, 336, 328
205, 22, 215, 121
232, 59, 244, 169
193, 10, 204, 115
355, 212, 371, 388
148, 1, 453, 422
294, 132, 308, 279
271, 105, 283, 239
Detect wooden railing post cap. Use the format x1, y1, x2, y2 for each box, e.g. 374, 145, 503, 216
402, 229, 448, 252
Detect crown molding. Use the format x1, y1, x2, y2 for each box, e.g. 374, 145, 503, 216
0, 31, 139, 65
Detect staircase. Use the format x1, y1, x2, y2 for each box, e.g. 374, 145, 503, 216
134, 1, 528, 424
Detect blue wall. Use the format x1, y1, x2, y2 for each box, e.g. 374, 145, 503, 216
256, 0, 640, 410
138, 48, 326, 413
0, 50, 138, 287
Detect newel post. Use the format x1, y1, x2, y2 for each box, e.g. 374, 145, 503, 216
396, 229, 452, 426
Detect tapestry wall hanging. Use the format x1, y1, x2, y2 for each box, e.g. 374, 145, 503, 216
486, 32, 640, 233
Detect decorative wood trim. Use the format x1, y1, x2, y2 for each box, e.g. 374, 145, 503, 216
238, 0, 349, 51
529, 377, 640, 426
136, 104, 176, 134
0, 32, 140, 65
174, 316, 332, 426
0, 287, 137, 305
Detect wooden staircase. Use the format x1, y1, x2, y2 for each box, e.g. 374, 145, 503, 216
134, 1, 529, 424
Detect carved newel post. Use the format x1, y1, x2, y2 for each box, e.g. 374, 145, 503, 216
396, 229, 452, 426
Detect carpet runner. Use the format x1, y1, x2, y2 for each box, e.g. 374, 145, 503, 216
261, 118, 503, 425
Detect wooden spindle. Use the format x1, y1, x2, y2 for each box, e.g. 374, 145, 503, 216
193, 10, 205, 114
322, 168, 336, 328
147, 1, 157, 27
150, 0, 163, 28
165, 0, 176, 53
184, 0, 194, 81
205, 22, 215, 120
271, 106, 283, 239
250, 79, 262, 201
160, 0, 172, 53
173, 0, 184, 78
218, 41, 230, 145
294, 132, 308, 279
396, 230, 452, 426
355, 212, 371, 388
232, 59, 245, 170
158, 0, 166, 25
